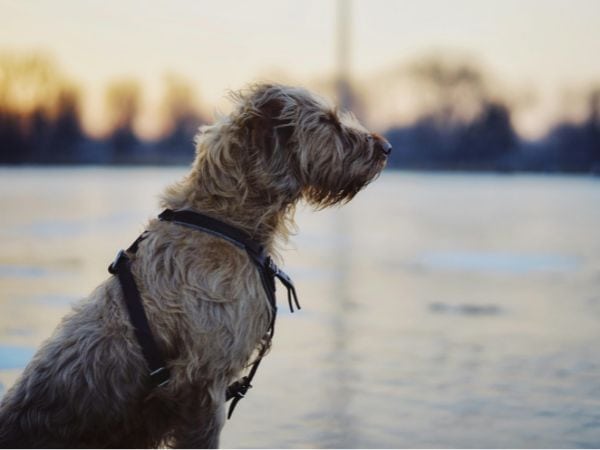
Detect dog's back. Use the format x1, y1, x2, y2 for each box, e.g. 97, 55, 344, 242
0, 281, 168, 448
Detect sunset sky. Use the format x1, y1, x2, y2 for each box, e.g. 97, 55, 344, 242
1, 0, 600, 138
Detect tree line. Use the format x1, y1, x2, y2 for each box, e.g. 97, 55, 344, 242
383, 57, 600, 172
1, 52, 599, 172
0, 53, 204, 165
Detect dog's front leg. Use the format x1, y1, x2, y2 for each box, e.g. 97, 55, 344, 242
171, 400, 226, 449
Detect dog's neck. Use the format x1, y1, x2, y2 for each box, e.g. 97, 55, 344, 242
160, 172, 296, 252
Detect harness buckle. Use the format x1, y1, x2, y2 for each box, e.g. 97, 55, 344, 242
108, 249, 126, 274
265, 256, 279, 276
226, 376, 252, 401
149, 366, 170, 388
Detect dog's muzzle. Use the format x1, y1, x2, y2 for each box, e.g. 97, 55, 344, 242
373, 134, 392, 156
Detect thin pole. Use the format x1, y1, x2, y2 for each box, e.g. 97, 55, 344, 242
336, 0, 352, 110
331, 1, 357, 446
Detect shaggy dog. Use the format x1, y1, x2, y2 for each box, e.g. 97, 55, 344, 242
0, 84, 390, 448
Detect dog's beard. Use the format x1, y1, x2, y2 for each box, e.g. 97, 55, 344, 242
304, 154, 386, 208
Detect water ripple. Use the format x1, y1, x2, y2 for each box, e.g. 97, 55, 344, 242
416, 251, 581, 274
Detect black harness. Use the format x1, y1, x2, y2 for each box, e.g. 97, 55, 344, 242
108, 208, 300, 418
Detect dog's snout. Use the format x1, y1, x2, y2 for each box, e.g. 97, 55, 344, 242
380, 140, 392, 155
373, 134, 392, 156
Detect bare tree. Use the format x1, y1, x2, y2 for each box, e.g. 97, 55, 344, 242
105, 79, 141, 160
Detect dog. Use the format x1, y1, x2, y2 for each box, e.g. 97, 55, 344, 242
0, 83, 390, 448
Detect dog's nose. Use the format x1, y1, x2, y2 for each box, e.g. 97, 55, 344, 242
374, 134, 392, 156
380, 140, 392, 155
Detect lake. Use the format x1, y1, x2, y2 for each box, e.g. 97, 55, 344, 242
1, 168, 599, 448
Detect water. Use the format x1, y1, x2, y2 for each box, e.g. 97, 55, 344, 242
1, 168, 599, 448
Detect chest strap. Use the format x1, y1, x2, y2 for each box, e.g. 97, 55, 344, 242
108, 209, 300, 419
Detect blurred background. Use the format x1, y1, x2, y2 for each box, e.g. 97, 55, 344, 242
1, 0, 599, 447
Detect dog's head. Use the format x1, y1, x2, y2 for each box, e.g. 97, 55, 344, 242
193, 83, 390, 210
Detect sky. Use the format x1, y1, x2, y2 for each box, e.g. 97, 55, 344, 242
1, 0, 600, 138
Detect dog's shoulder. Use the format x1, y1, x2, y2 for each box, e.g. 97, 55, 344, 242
136, 219, 262, 303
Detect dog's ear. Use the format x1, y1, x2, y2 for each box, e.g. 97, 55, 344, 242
246, 85, 294, 158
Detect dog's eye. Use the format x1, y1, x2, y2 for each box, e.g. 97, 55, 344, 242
320, 114, 335, 124
366, 134, 374, 143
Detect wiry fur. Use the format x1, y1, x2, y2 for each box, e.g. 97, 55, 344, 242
0, 84, 389, 448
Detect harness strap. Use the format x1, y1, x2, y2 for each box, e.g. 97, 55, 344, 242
157, 209, 263, 257
225, 327, 272, 418
108, 208, 300, 419
108, 247, 170, 388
